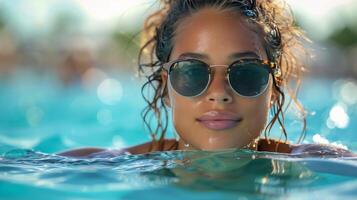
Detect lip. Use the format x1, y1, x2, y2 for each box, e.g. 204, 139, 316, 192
196, 110, 242, 130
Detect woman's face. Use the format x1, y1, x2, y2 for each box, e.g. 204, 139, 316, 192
162, 8, 273, 150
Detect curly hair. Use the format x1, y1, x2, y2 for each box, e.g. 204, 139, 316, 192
138, 0, 309, 151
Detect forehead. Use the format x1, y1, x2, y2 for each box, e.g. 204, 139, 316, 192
171, 8, 266, 61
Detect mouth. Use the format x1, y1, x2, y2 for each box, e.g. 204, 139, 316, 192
197, 119, 242, 130
196, 111, 243, 131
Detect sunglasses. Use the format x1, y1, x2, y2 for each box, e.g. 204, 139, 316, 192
162, 58, 281, 98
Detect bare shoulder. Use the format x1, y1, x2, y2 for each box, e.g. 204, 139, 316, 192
57, 147, 107, 157
256, 139, 356, 157
290, 143, 356, 157
257, 139, 292, 153
57, 139, 178, 157
125, 139, 178, 154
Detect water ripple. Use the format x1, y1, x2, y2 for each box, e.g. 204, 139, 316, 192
1, 149, 357, 199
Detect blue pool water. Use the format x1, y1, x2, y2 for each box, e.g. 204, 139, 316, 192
1, 70, 357, 199
1, 149, 357, 200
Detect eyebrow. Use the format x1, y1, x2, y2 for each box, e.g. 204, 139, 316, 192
177, 52, 208, 60
177, 51, 260, 61
228, 52, 260, 60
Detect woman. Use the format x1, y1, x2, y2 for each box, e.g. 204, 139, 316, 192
59, 0, 354, 157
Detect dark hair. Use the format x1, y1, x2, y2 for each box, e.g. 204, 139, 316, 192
138, 0, 309, 151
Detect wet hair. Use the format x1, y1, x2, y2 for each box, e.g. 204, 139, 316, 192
138, 0, 309, 151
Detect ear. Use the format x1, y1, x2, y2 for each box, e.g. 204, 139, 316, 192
161, 71, 171, 107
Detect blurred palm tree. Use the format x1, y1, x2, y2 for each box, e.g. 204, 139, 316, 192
328, 26, 357, 48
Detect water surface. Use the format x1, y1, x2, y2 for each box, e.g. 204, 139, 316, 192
1, 149, 357, 200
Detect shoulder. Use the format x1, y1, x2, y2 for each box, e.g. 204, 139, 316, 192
57, 139, 178, 157
257, 138, 292, 153
290, 143, 356, 157
57, 147, 107, 157
124, 139, 178, 154
257, 139, 356, 157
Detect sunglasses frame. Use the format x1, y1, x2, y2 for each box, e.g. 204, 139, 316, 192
162, 58, 281, 98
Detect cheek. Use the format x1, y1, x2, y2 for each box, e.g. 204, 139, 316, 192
167, 87, 203, 138
167, 87, 194, 121
242, 84, 272, 130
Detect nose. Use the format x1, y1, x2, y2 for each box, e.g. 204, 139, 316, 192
205, 69, 233, 104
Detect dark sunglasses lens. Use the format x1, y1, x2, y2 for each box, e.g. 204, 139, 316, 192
229, 62, 270, 97
169, 60, 209, 97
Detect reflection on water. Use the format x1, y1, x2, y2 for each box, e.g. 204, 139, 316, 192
0, 149, 356, 199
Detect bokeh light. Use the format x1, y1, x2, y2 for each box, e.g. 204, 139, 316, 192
340, 80, 357, 105
327, 103, 350, 129
97, 78, 123, 105
0, 0, 357, 152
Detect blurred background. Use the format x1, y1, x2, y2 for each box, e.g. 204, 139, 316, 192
0, 0, 357, 153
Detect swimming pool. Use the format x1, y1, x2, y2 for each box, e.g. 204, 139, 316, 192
1, 70, 357, 199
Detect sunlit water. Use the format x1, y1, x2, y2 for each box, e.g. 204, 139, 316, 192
1, 70, 357, 199
1, 149, 357, 200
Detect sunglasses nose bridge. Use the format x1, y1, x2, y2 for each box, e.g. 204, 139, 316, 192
208, 64, 231, 87
205, 65, 233, 103
209, 64, 230, 77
